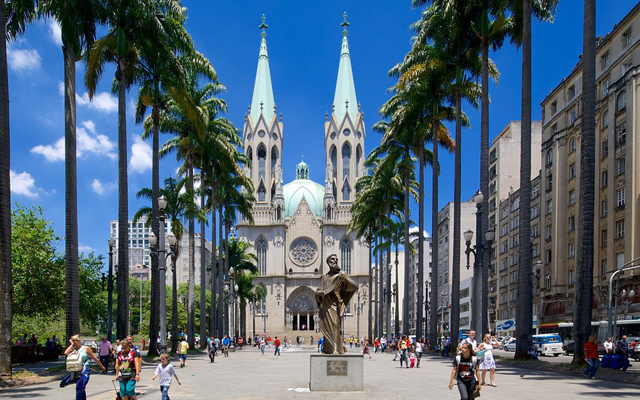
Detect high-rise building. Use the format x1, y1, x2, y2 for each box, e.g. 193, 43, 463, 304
538, 3, 640, 326
407, 228, 432, 335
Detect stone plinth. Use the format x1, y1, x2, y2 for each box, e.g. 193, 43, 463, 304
309, 353, 363, 391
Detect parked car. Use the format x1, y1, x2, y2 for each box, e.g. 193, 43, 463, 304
504, 340, 516, 352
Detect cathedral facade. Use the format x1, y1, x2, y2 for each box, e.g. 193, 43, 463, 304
236, 15, 371, 341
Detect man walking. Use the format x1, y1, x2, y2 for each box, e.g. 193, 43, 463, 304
222, 335, 230, 357
207, 336, 216, 363
617, 335, 630, 372
604, 337, 614, 355
584, 336, 599, 379
98, 336, 112, 373
458, 330, 478, 352
274, 336, 281, 356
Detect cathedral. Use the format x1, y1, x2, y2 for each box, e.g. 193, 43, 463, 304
236, 14, 371, 341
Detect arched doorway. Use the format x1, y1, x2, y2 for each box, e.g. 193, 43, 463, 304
286, 287, 317, 331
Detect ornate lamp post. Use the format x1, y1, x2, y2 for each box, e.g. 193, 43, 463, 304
107, 238, 115, 343
148, 195, 175, 352
386, 263, 392, 341
621, 289, 636, 321
531, 260, 542, 335
463, 200, 495, 336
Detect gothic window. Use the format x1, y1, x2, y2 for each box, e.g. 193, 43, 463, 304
356, 145, 362, 178
256, 284, 267, 314
289, 237, 318, 266
271, 146, 279, 179
342, 179, 351, 201
342, 143, 351, 179
340, 237, 352, 274
256, 236, 267, 275
257, 181, 266, 202
330, 145, 338, 198
257, 145, 267, 180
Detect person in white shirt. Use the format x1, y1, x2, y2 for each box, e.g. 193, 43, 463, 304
415, 339, 424, 368
458, 330, 478, 352
152, 353, 181, 400
604, 337, 614, 355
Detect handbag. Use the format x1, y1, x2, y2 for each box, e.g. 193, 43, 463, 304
476, 350, 486, 361
471, 387, 482, 399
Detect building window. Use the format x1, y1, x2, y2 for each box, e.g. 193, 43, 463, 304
602, 229, 608, 247
531, 225, 539, 238
617, 253, 624, 270
502, 241, 508, 253
545, 274, 551, 289
624, 30, 633, 47
617, 157, 626, 175
568, 242, 575, 258
256, 237, 267, 275
602, 139, 609, 159
568, 85, 576, 99
568, 216, 575, 232
257, 145, 266, 179
342, 143, 351, 179
569, 108, 577, 125
501, 293, 507, 304
546, 224, 552, 240
602, 199, 608, 217
617, 122, 627, 146
616, 219, 625, 239
602, 79, 611, 98
603, 110, 610, 128
546, 150, 553, 166
617, 91, 627, 112
511, 271, 519, 283
602, 53, 610, 68
532, 185, 540, 199
569, 137, 576, 153
502, 224, 509, 237
502, 258, 508, 270
569, 163, 576, 180
569, 190, 575, 205
510, 290, 518, 301
617, 188, 626, 208
601, 259, 608, 276
531, 206, 539, 219
547, 199, 553, 214
551, 101, 557, 114
546, 249, 552, 264
547, 173, 553, 191
512, 236, 520, 248
568, 269, 574, 284
340, 237, 353, 274
602, 170, 608, 188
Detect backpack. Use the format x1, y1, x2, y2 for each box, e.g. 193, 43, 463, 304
66, 347, 84, 372
455, 355, 478, 382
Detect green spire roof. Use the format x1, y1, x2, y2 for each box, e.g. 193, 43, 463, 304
251, 14, 275, 125
333, 12, 358, 124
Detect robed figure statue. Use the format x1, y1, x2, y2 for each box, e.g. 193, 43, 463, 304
316, 254, 358, 354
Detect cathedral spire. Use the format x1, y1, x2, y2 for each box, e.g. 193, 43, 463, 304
250, 14, 275, 125
332, 12, 358, 124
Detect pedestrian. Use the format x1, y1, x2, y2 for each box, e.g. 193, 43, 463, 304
477, 334, 499, 386
222, 335, 230, 357
604, 337, 614, 355
152, 353, 181, 400
238, 336, 244, 350
442, 336, 451, 357
381, 336, 387, 353
349, 336, 353, 348
177, 338, 189, 368
449, 343, 480, 400
98, 336, 112, 374
318, 336, 324, 353
458, 330, 478, 352
214, 336, 220, 353
374, 337, 380, 353
60, 334, 106, 400
415, 339, 423, 368
409, 347, 416, 368
311, 336, 314, 346
584, 336, 600, 380
207, 336, 216, 363
362, 338, 372, 359
115, 339, 141, 400
260, 336, 266, 355
274, 336, 281, 356
616, 335, 630, 372
399, 335, 408, 368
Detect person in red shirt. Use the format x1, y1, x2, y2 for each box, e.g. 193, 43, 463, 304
274, 337, 281, 356
584, 336, 600, 379
374, 338, 380, 353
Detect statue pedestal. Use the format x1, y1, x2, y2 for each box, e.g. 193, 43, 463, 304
309, 354, 363, 391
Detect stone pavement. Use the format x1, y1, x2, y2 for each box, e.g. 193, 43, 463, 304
2, 346, 638, 399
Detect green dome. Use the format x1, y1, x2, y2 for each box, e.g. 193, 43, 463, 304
283, 162, 325, 218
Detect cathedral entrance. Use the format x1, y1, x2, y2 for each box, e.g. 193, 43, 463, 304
286, 288, 316, 331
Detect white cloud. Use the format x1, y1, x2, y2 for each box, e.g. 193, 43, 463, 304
47, 19, 63, 47
79, 245, 95, 253
58, 81, 64, 96
31, 121, 116, 161
7, 47, 41, 73
10, 170, 39, 198
91, 178, 116, 195
76, 92, 118, 114
129, 135, 152, 174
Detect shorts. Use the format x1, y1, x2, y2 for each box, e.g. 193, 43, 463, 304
119, 379, 136, 397
179, 354, 186, 360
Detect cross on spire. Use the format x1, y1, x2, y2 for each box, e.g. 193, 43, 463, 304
259, 14, 268, 38
341, 12, 349, 36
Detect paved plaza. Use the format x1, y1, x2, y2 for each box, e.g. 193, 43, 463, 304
2, 346, 639, 399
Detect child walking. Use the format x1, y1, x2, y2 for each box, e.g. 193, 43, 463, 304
152, 353, 181, 400
409, 348, 416, 368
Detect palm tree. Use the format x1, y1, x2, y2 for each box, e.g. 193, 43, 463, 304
85, 0, 168, 338
572, 0, 595, 365
226, 239, 259, 338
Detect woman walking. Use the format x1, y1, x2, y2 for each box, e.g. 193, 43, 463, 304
477, 334, 500, 386
449, 343, 480, 400
60, 335, 106, 400
362, 338, 372, 359
115, 339, 141, 400
399, 336, 409, 368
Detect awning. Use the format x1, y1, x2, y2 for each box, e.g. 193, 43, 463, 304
539, 321, 568, 328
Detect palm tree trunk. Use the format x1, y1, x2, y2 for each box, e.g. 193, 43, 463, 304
116, 58, 129, 339
0, 0, 13, 377
148, 100, 160, 356
171, 252, 178, 351
367, 233, 373, 341
187, 160, 196, 348
217, 205, 224, 335
395, 242, 400, 339
63, 43, 80, 342
240, 301, 247, 339
452, 91, 462, 350
200, 172, 207, 347
480, 2, 491, 338
429, 118, 439, 350
225, 221, 231, 335
210, 188, 217, 336
386, 238, 391, 336
402, 160, 411, 335
515, 0, 533, 359
572, 0, 596, 365
417, 144, 425, 338
378, 221, 384, 338
373, 232, 378, 339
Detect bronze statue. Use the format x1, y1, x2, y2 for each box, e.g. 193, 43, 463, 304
316, 254, 357, 354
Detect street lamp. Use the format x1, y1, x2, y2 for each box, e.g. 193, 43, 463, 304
229, 266, 235, 340
234, 283, 239, 340
386, 263, 392, 341
531, 260, 542, 335
107, 237, 116, 343
464, 192, 495, 336
148, 195, 174, 352
621, 289, 635, 321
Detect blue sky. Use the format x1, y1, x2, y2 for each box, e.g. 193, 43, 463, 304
7, 0, 639, 263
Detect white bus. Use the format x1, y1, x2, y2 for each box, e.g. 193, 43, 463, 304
539, 320, 640, 343
532, 333, 564, 356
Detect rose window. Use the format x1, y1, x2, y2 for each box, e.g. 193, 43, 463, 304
290, 238, 318, 266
